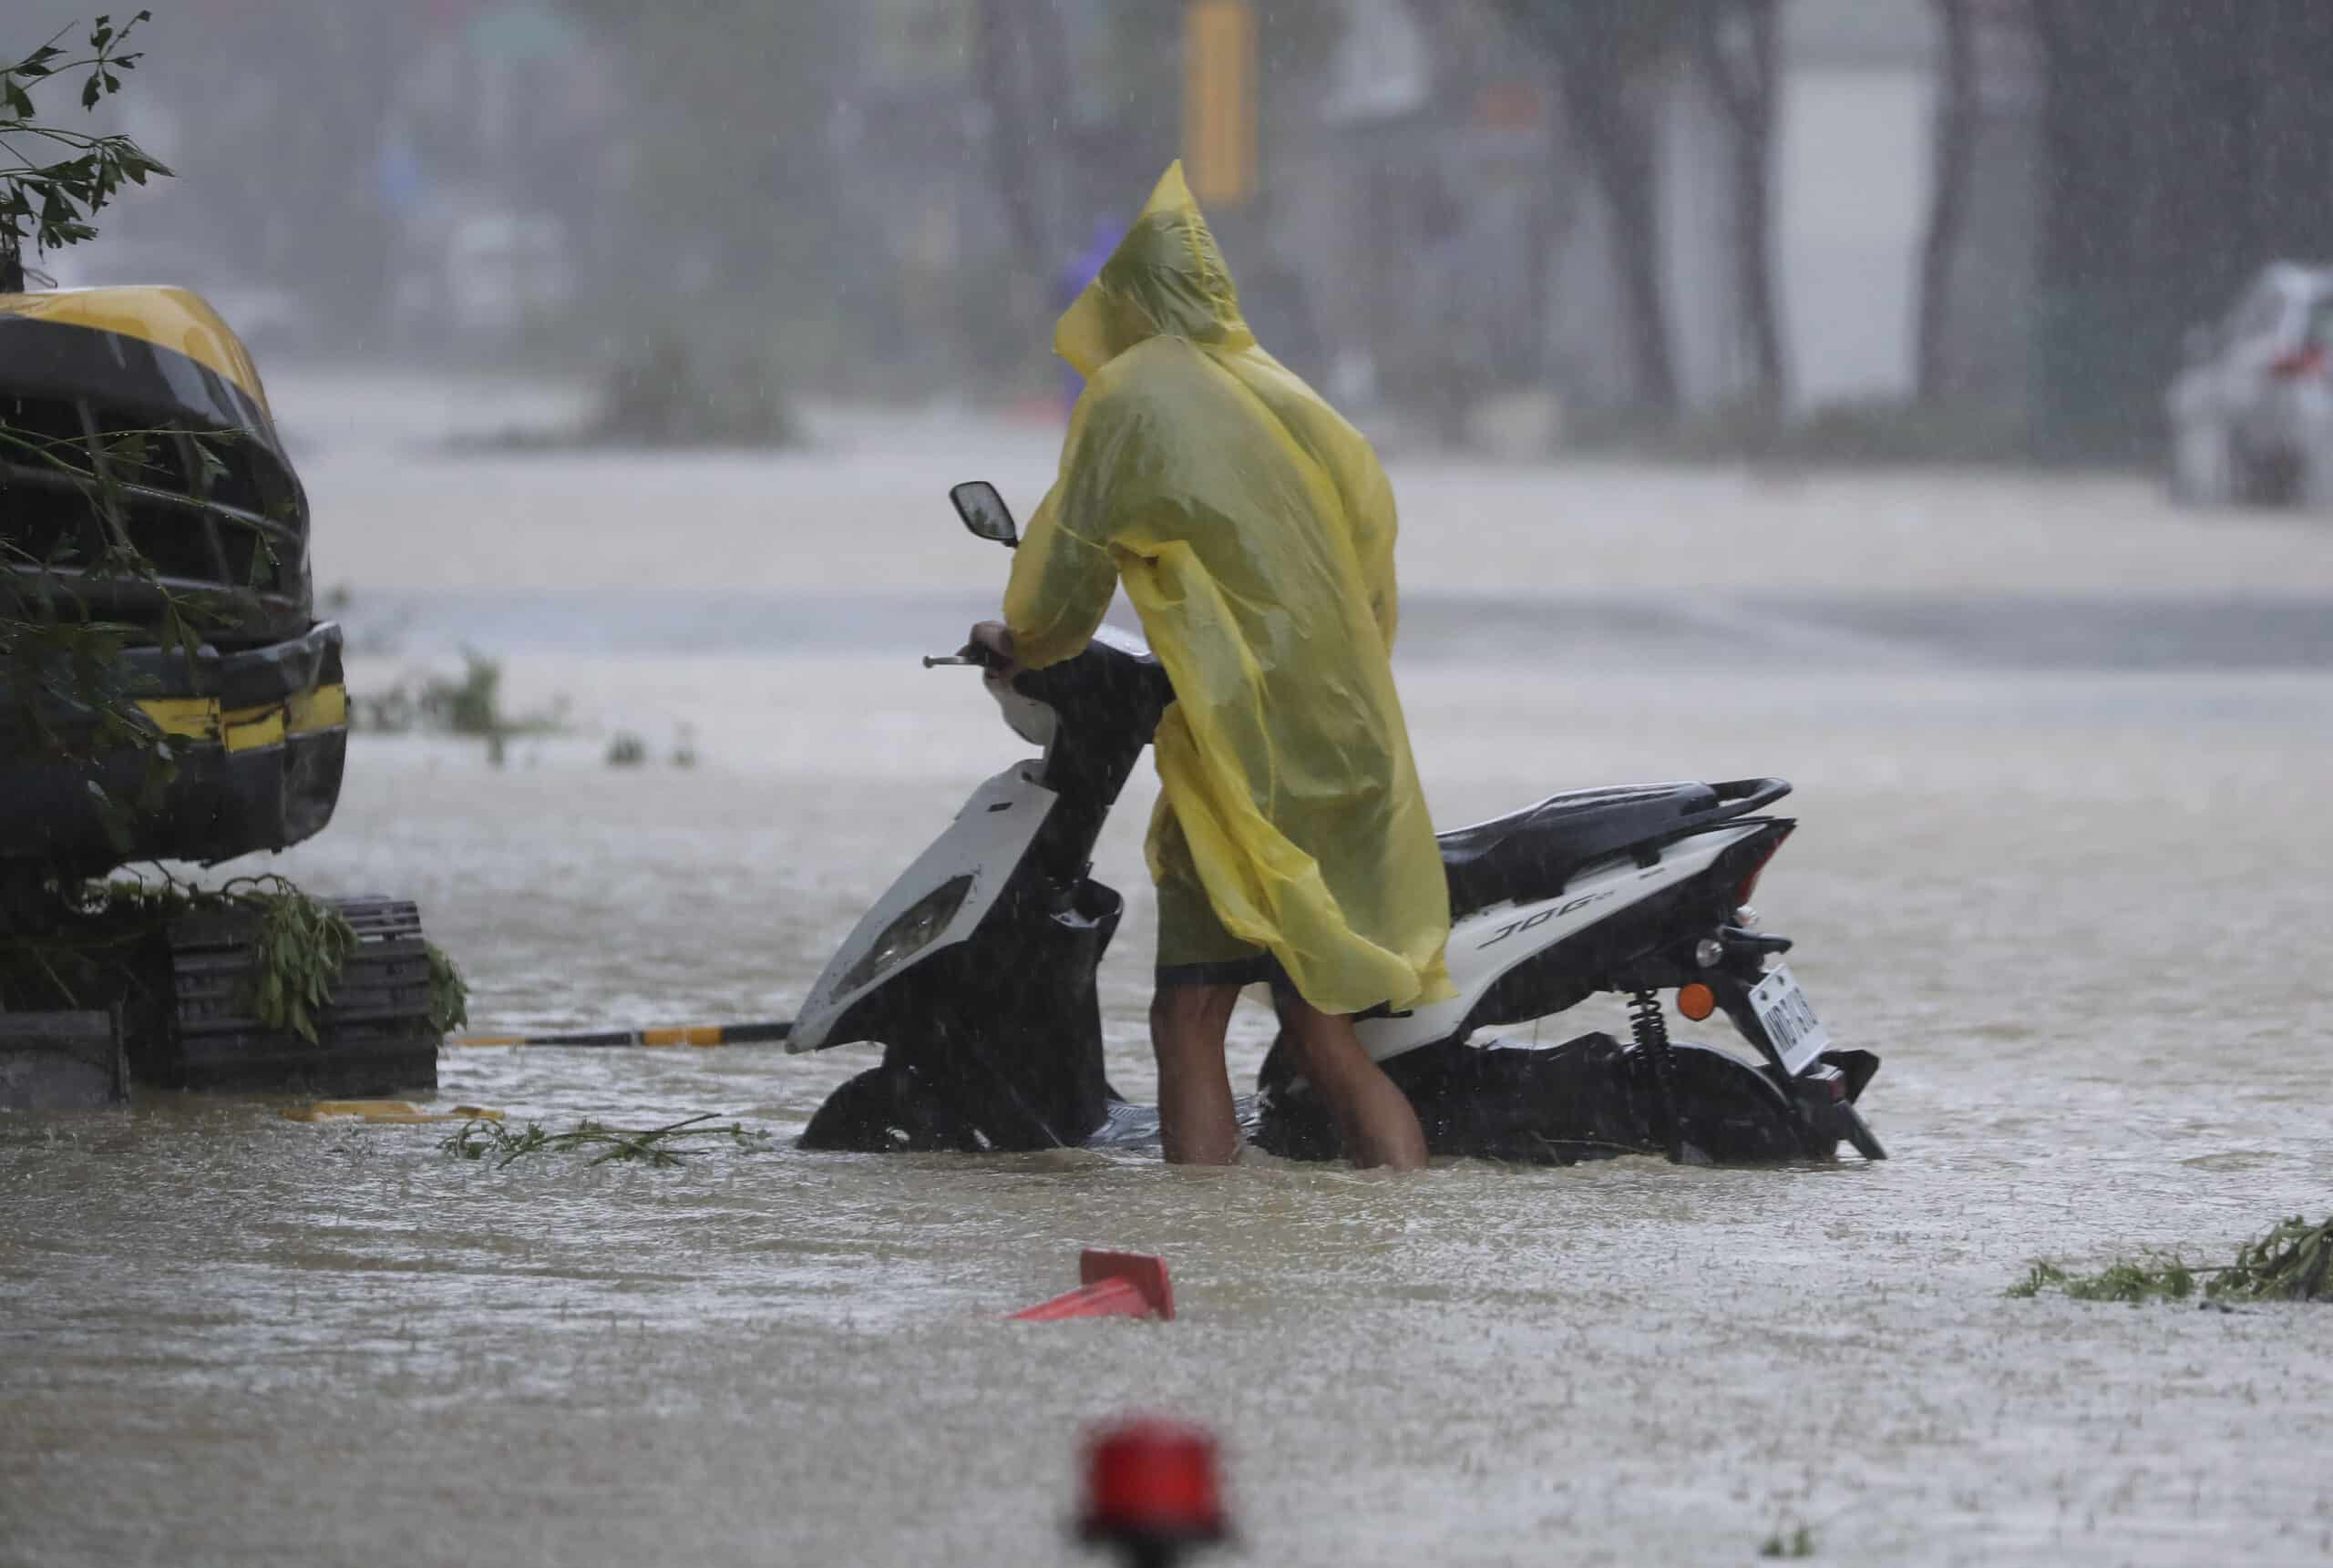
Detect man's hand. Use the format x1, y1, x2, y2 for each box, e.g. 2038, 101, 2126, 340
966, 621, 1019, 682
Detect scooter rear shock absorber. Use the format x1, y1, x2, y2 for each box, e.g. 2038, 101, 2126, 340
1626, 988, 1686, 1163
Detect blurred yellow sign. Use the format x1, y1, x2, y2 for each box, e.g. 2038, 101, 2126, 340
1185, 0, 1257, 206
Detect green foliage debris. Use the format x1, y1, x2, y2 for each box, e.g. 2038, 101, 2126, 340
438, 1112, 770, 1170
2007, 1256, 2195, 1303
2, 875, 472, 1047
1760, 1523, 1816, 1559
242, 878, 357, 1044
2009, 1215, 2331, 1305
0, 875, 349, 1040
2215, 1215, 2332, 1302
424, 942, 468, 1035
348, 648, 568, 771
420, 649, 507, 737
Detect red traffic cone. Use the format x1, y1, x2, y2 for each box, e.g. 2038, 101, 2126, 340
1010, 1249, 1176, 1322
1076, 1416, 1228, 1567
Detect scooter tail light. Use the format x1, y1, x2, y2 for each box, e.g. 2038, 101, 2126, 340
1732, 825, 1793, 907
2270, 344, 2328, 379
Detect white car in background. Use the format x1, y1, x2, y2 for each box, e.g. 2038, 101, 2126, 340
444, 211, 574, 334
389, 210, 575, 343
2167, 262, 2333, 507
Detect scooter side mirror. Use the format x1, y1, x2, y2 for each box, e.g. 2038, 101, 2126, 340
950, 480, 1019, 548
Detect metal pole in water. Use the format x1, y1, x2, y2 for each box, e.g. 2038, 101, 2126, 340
447, 1020, 792, 1049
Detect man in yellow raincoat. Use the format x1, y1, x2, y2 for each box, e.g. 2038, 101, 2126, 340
971, 164, 1451, 1170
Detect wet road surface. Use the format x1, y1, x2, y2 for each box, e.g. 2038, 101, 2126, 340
5, 393, 2331, 1564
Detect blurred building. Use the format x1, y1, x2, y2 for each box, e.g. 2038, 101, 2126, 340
38, 0, 2324, 461
376, 4, 623, 348
1920, 0, 2046, 424
820, 2, 990, 389
1274, 0, 1540, 427
1265, 0, 1972, 432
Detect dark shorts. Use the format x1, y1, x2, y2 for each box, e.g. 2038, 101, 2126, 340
1154, 952, 1298, 993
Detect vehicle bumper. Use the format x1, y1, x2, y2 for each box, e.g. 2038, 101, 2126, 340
1, 621, 348, 875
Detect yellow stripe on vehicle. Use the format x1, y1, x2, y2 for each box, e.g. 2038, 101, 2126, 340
221, 704, 287, 753
285, 683, 347, 734
138, 696, 220, 741
136, 685, 342, 750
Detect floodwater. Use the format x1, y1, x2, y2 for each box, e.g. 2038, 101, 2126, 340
5, 383, 2332, 1565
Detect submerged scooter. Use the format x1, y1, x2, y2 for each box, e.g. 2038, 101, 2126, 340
789, 483, 1885, 1166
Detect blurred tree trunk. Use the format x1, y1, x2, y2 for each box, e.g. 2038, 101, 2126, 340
1536, 5, 1681, 418
561, 0, 845, 304
1693, 0, 1788, 411
1916, 0, 1978, 404
974, 0, 1065, 287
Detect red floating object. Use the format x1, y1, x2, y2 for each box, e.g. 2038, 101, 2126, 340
1011, 1248, 1176, 1322
1078, 1417, 1228, 1553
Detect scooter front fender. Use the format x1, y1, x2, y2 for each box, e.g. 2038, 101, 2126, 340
788, 761, 1054, 1052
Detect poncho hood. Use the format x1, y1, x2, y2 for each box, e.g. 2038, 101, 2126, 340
1053, 161, 1257, 377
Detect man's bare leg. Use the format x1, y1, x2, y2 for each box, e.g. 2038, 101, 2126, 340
1150, 982, 1244, 1165
1281, 998, 1428, 1171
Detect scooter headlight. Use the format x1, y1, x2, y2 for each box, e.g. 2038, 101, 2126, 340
838, 875, 973, 994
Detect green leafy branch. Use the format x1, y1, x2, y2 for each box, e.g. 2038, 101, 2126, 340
2008, 1256, 2198, 1304
1, 10, 170, 290
424, 943, 469, 1036
73, 872, 354, 1044
188, 873, 468, 1044
2009, 1214, 2332, 1305
235, 875, 358, 1044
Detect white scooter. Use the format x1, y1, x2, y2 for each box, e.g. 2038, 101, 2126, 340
788, 483, 1884, 1165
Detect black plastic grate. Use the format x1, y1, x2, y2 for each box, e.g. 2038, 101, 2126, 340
157, 897, 441, 1092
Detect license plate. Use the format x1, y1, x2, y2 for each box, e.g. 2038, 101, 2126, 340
1749, 964, 1832, 1074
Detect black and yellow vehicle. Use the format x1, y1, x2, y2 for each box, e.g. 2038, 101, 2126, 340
1, 285, 346, 873
2, 286, 440, 1101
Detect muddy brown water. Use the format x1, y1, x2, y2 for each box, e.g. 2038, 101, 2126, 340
7, 401, 2333, 1563
7, 659, 2330, 1566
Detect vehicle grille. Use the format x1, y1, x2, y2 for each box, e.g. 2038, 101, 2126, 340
0, 391, 309, 646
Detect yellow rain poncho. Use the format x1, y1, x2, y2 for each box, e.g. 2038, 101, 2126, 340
1003, 164, 1452, 1016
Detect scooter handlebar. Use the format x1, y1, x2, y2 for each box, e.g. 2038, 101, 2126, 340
924, 643, 1008, 671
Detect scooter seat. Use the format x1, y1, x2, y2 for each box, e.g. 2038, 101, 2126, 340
1437, 779, 1787, 917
